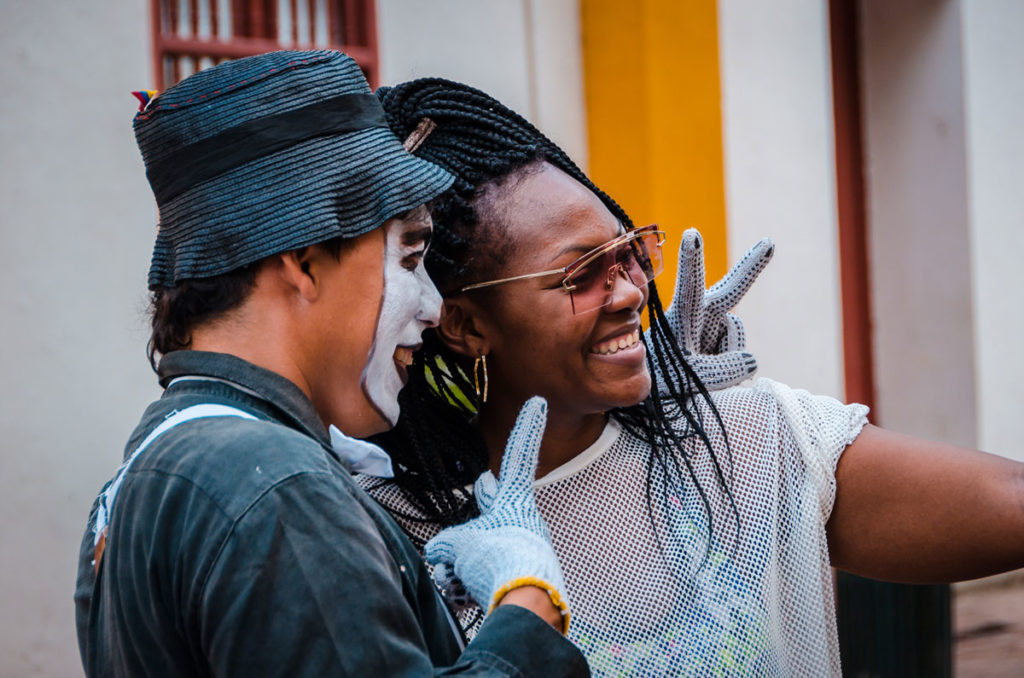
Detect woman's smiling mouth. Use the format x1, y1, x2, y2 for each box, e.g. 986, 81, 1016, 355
590, 329, 641, 356
393, 346, 416, 382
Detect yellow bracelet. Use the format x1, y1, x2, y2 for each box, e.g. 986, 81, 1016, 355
489, 576, 571, 635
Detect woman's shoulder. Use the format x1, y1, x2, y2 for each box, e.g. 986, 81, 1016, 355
708, 378, 868, 435
707, 378, 870, 514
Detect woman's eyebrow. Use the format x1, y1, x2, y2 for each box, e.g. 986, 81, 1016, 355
551, 242, 599, 260
550, 223, 627, 260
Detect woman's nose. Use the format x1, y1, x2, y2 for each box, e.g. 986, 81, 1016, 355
603, 264, 646, 312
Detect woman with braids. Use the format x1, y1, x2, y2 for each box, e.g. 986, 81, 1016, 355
361, 78, 1024, 676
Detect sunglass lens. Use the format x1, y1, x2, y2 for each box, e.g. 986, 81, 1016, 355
566, 259, 606, 314
630, 232, 664, 282
566, 231, 664, 314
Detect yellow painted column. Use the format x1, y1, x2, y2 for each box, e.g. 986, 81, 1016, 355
581, 0, 728, 303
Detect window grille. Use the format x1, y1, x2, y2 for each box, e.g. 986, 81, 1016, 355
150, 0, 378, 89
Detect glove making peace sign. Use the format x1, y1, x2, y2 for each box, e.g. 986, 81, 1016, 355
424, 397, 570, 634
653, 228, 774, 390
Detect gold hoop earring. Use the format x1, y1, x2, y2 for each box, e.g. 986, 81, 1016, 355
473, 355, 489, 404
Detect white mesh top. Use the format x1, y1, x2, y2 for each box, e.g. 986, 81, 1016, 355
363, 378, 869, 676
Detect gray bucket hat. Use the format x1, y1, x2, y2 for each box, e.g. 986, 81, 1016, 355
135, 50, 454, 288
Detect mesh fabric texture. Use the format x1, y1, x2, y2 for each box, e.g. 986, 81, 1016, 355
363, 378, 868, 676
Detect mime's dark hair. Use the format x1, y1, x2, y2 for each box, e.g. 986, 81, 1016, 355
147, 237, 350, 371
369, 78, 737, 565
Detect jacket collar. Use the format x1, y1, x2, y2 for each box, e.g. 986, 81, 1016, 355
157, 350, 331, 449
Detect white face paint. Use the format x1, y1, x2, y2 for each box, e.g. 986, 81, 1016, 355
361, 207, 442, 426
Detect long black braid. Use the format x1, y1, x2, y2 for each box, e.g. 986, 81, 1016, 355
369, 78, 738, 568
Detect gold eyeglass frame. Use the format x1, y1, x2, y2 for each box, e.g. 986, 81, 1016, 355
459, 224, 666, 308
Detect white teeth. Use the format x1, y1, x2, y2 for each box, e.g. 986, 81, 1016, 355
591, 329, 640, 355
393, 347, 413, 366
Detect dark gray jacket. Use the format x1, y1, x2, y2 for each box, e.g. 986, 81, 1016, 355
75, 350, 588, 677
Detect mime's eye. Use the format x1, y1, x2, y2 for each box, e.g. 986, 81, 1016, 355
402, 249, 426, 272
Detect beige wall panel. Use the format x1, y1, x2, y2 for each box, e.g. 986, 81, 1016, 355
0, 2, 160, 675
718, 0, 846, 400
377, 0, 587, 168
859, 0, 977, 447
961, 0, 1024, 460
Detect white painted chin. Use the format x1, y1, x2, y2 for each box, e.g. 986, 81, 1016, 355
362, 344, 405, 427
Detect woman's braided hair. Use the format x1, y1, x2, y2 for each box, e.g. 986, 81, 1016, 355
369, 78, 736, 561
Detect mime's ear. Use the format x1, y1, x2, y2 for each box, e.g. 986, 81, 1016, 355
438, 296, 490, 359
274, 247, 320, 301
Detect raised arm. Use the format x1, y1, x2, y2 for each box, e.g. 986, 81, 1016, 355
425, 397, 571, 633
827, 424, 1024, 583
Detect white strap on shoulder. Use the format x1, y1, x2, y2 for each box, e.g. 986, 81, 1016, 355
93, 404, 258, 545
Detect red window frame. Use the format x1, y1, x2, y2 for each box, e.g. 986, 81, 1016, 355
149, 0, 378, 90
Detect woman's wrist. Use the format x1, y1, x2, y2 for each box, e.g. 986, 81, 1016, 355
495, 581, 570, 634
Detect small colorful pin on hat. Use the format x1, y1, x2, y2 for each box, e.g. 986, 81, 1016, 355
131, 90, 158, 112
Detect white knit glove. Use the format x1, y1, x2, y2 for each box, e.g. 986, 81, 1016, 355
424, 397, 570, 632
655, 228, 774, 390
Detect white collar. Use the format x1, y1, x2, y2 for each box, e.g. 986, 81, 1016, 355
534, 417, 622, 487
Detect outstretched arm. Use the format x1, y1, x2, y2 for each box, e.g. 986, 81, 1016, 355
827, 424, 1024, 583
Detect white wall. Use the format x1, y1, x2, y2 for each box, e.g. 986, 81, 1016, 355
717, 0, 846, 400
0, 2, 161, 676
376, 0, 587, 169
960, 0, 1024, 460
859, 0, 978, 447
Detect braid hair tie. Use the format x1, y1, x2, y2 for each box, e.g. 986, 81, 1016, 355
403, 118, 437, 153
